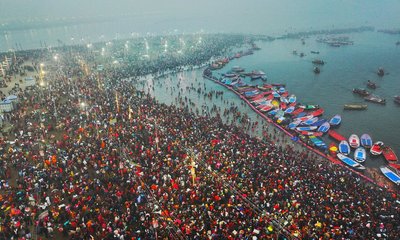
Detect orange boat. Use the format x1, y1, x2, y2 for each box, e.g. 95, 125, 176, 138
328, 130, 347, 142
383, 146, 398, 162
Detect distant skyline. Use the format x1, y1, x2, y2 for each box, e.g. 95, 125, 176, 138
1, 0, 399, 35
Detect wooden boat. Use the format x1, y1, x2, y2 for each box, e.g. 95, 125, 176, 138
382, 146, 398, 162
258, 84, 273, 91
344, 103, 368, 110
310, 108, 324, 117
354, 147, 367, 163
309, 136, 327, 150
312, 59, 325, 65
380, 166, 400, 185
348, 134, 360, 148
288, 119, 302, 130
232, 66, 245, 72
311, 119, 327, 127
337, 153, 366, 170
299, 104, 320, 110
366, 80, 377, 89
393, 95, 400, 105
329, 114, 341, 126
317, 122, 330, 133
377, 67, 385, 77
339, 140, 351, 155
364, 94, 386, 105
360, 134, 373, 148
353, 88, 370, 97
295, 126, 318, 131
370, 141, 384, 155
301, 117, 319, 126
259, 105, 274, 112
291, 107, 304, 116
328, 130, 347, 142
298, 130, 323, 137
295, 114, 313, 122
284, 106, 295, 114
288, 95, 297, 103
388, 163, 400, 172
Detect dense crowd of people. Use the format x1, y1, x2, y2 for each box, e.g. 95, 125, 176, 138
0, 35, 399, 240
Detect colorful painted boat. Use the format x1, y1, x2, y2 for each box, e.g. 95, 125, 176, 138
337, 153, 366, 170
388, 163, 400, 171
382, 146, 398, 162
371, 141, 384, 155
317, 122, 330, 133
302, 117, 319, 125
295, 114, 313, 122
354, 147, 367, 163
339, 140, 351, 155
299, 104, 320, 110
309, 135, 327, 150
380, 166, 400, 185
360, 134, 373, 148
310, 108, 324, 117
348, 134, 360, 148
288, 119, 302, 130
295, 126, 318, 131
291, 107, 304, 116
288, 95, 297, 103
311, 119, 327, 127
298, 130, 323, 137
260, 105, 274, 112
284, 106, 295, 114
329, 114, 342, 126
328, 130, 347, 142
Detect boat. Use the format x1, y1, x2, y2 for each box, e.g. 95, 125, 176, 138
364, 94, 386, 105
354, 147, 367, 163
366, 80, 377, 89
223, 73, 238, 78
313, 67, 320, 74
310, 51, 320, 54
295, 114, 313, 122
344, 103, 368, 110
291, 107, 304, 116
312, 59, 325, 65
394, 96, 400, 105
360, 134, 373, 148
310, 108, 324, 117
308, 136, 327, 150
329, 114, 342, 126
377, 67, 385, 77
298, 130, 323, 137
232, 66, 245, 73
299, 104, 319, 110
284, 106, 295, 114
353, 88, 370, 97
328, 130, 347, 142
288, 119, 302, 130
389, 163, 400, 172
311, 119, 327, 127
380, 166, 400, 185
370, 141, 384, 155
382, 146, 398, 162
337, 153, 366, 170
329, 143, 338, 157
259, 105, 274, 112
288, 95, 297, 103
339, 140, 351, 155
295, 126, 318, 131
317, 122, 330, 133
348, 134, 360, 148
301, 117, 319, 126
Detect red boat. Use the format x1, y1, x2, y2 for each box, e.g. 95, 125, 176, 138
291, 108, 304, 116
328, 130, 347, 142
382, 146, 398, 162
310, 108, 324, 117
389, 163, 400, 171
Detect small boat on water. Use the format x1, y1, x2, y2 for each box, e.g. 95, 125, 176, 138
366, 80, 377, 89
360, 134, 373, 148
301, 117, 319, 126
370, 141, 384, 155
353, 88, 370, 97
310, 108, 324, 117
311, 118, 327, 127
295, 126, 318, 131
308, 135, 327, 150
364, 94, 386, 105
260, 105, 274, 112
354, 147, 367, 163
288, 119, 302, 129
288, 94, 297, 103
232, 66, 245, 73
377, 67, 385, 77
328, 130, 347, 142
329, 114, 341, 126
394, 95, 400, 105
339, 140, 351, 155
380, 166, 400, 185
284, 106, 295, 114
291, 107, 304, 116
317, 122, 330, 133
382, 146, 398, 162
348, 134, 360, 148
298, 130, 323, 137
310, 51, 320, 54
312, 59, 325, 65
299, 104, 319, 110
295, 114, 313, 122
344, 103, 368, 110
389, 163, 400, 172
313, 67, 320, 74
337, 153, 366, 170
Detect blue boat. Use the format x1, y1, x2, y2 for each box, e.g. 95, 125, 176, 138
354, 147, 367, 163
302, 117, 319, 125
284, 106, 295, 114
360, 133, 373, 148
295, 126, 318, 131
295, 112, 306, 118
268, 109, 278, 116
311, 119, 327, 127
339, 140, 351, 155
380, 166, 400, 185
288, 119, 302, 129
272, 92, 281, 98
329, 114, 342, 126
288, 94, 297, 103
317, 122, 330, 133
278, 87, 286, 93
337, 153, 366, 170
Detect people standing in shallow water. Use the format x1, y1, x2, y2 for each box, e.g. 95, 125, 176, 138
0, 36, 399, 239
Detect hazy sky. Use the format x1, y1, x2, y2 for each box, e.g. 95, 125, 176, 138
0, 0, 399, 34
